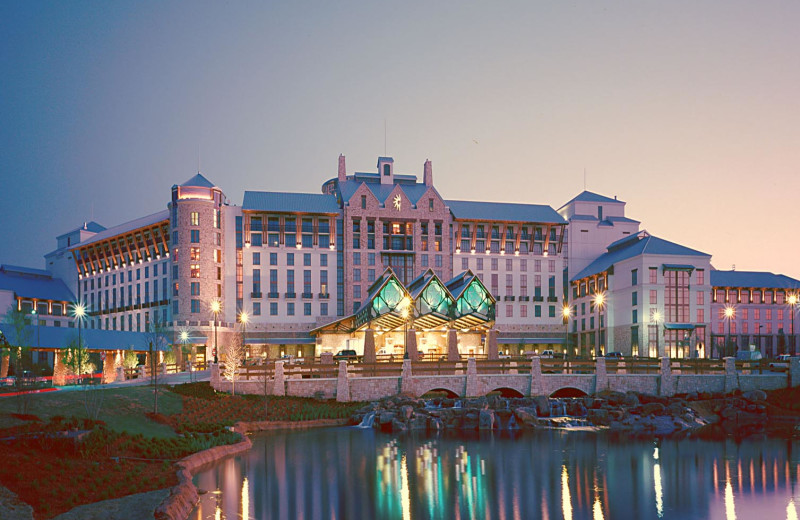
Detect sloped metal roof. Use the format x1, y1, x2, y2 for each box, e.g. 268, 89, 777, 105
76, 210, 170, 248
0, 265, 75, 302
243, 191, 340, 214
710, 270, 800, 289
339, 180, 434, 206
178, 172, 216, 188
571, 231, 710, 282
559, 190, 623, 209
56, 221, 106, 240
447, 200, 565, 224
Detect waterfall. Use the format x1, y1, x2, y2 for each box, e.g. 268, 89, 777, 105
453, 400, 463, 409
506, 415, 519, 430
357, 411, 376, 429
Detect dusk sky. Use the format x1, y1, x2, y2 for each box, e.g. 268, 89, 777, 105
2, 1, 798, 279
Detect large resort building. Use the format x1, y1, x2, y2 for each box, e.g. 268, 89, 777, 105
2, 154, 798, 365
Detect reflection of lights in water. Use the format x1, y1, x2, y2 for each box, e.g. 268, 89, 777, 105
654, 447, 663, 518
788, 498, 798, 520
400, 454, 411, 520
215, 504, 221, 520
725, 463, 737, 520
562, 465, 573, 520
593, 474, 604, 520
241, 477, 249, 520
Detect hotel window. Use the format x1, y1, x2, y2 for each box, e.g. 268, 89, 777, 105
520, 305, 527, 318
650, 290, 658, 305
742, 321, 748, 334
649, 267, 657, 284
253, 252, 261, 265
353, 252, 361, 265
267, 217, 280, 246
191, 300, 200, 313
287, 303, 295, 316
253, 302, 261, 316
253, 269, 261, 295
217, 267, 222, 280
320, 270, 329, 294
742, 308, 748, 320
354, 285, 361, 299
535, 305, 541, 317
506, 274, 513, 295
461, 258, 469, 270
421, 222, 429, 251
366, 220, 375, 249
429, 198, 434, 211
319, 219, 331, 248
270, 270, 278, 294
287, 253, 294, 266
753, 291, 762, 304
534, 276, 542, 298
778, 309, 784, 321
352, 220, 361, 249
435, 255, 442, 268
490, 274, 499, 295
361, 195, 367, 209
321, 254, 328, 267
505, 259, 512, 271
284, 217, 297, 247
320, 302, 328, 316
270, 253, 277, 265
287, 270, 295, 294
213, 209, 220, 229
215, 233, 221, 246
304, 253, 311, 266
191, 212, 199, 226
421, 255, 428, 267
697, 291, 704, 305
765, 291, 773, 304
520, 275, 527, 297
506, 305, 513, 318
548, 260, 555, 272
632, 291, 638, 306
304, 303, 312, 316
491, 258, 498, 271
367, 253, 374, 266
191, 282, 200, 296
301, 218, 313, 248
270, 302, 278, 316
631, 269, 638, 286
367, 269, 375, 282
549, 306, 556, 318
190, 230, 200, 243
190, 247, 200, 261
354, 269, 361, 282
190, 264, 200, 278
696, 269, 704, 285
632, 309, 638, 323
766, 309, 772, 320
534, 260, 541, 272
434, 222, 442, 251
476, 258, 484, 271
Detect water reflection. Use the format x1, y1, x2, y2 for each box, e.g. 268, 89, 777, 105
192, 428, 800, 520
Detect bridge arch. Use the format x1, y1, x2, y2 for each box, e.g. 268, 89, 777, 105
421, 388, 460, 399
550, 387, 589, 398
486, 387, 525, 398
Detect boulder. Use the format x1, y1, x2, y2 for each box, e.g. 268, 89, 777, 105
462, 412, 480, 430
637, 402, 666, 416
604, 391, 627, 406
391, 418, 408, 432
513, 407, 538, 428
533, 396, 551, 417
400, 405, 414, 421
742, 389, 767, 402
587, 408, 610, 426
410, 414, 428, 430
622, 392, 641, 407
479, 410, 496, 430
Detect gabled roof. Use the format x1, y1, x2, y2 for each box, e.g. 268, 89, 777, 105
75, 210, 170, 248
242, 191, 340, 214
559, 190, 623, 209
447, 200, 565, 224
0, 265, 75, 303
56, 221, 106, 240
178, 172, 216, 188
1, 326, 170, 351
571, 231, 710, 282
340, 180, 434, 206
710, 270, 800, 290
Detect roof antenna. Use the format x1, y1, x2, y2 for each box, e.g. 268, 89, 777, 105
583, 168, 587, 191
198, 143, 201, 173
384, 119, 387, 156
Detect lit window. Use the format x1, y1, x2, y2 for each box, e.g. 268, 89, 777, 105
191, 212, 199, 226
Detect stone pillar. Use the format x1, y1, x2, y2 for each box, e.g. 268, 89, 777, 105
659, 356, 674, 397
138, 365, 147, 379
272, 361, 285, 396
159, 362, 167, 375
486, 329, 499, 360
363, 328, 376, 364
336, 360, 350, 402
102, 351, 116, 384
210, 363, 220, 387
790, 357, 800, 388
407, 329, 419, 361
53, 350, 67, 386
595, 356, 607, 394
724, 356, 738, 394
447, 328, 460, 361
320, 352, 334, 364
145, 352, 151, 371
530, 356, 543, 396
1, 354, 9, 378
400, 359, 413, 395
116, 365, 126, 382
465, 357, 479, 397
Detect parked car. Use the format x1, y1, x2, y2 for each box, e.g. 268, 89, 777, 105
769, 354, 793, 371
604, 352, 624, 359
333, 349, 358, 362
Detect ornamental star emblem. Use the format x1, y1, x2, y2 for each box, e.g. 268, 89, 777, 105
393, 194, 402, 211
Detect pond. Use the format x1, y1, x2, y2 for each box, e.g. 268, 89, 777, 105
191, 427, 800, 520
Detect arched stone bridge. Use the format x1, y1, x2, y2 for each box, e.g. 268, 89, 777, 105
212, 357, 800, 402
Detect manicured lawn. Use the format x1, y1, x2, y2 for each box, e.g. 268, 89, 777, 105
0, 385, 183, 437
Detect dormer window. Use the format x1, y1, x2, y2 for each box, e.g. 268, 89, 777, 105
383, 164, 391, 176
598, 206, 603, 220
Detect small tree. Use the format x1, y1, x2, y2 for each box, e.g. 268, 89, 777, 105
223, 333, 246, 396
145, 317, 170, 414
62, 336, 95, 384
123, 349, 139, 371
1, 305, 33, 386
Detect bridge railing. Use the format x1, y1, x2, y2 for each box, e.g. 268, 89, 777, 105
475, 360, 531, 375
349, 363, 405, 377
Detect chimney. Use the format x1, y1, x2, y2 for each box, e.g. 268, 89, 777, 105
423, 159, 433, 186
338, 154, 346, 182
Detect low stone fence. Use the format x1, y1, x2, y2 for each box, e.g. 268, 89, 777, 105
209, 356, 800, 401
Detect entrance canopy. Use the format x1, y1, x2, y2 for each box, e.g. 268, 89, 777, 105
311, 268, 495, 336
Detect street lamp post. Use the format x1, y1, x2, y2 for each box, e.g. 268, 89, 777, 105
652, 310, 662, 358
239, 310, 249, 359
179, 329, 192, 381
593, 292, 606, 357
788, 294, 798, 355
400, 296, 411, 360
72, 302, 86, 384
724, 305, 735, 358
211, 300, 221, 364
562, 305, 572, 357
